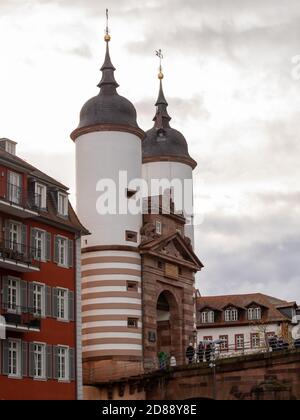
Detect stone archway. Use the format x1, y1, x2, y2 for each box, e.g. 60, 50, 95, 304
156, 290, 182, 365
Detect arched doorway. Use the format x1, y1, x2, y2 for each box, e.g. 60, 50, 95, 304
156, 291, 182, 364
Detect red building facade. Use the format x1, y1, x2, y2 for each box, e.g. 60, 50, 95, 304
0, 139, 87, 400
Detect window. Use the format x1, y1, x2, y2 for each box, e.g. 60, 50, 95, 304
8, 171, 22, 204
248, 307, 261, 321
203, 336, 213, 341
155, 220, 162, 235
251, 333, 261, 349
33, 343, 46, 379
125, 231, 138, 243
219, 335, 229, 351
225, 308, 238, 322
35, 183, 47, 209
127, 281, 138, 292
54, 236, 73, 268
8, 221, 22, 252
235, 334, 245, 350
33, 283, 45, 317
201, 311, 214, 324
57, 236, 67, 267
57, 288, 68, 321
7, 277, 20, 313
58, 346, 69, 381
127, 188, 137, 198
128, 318, 138, 328
34, 229, 46, 261
158, 260, 164, 269
8, 340, 21, 377
58, 192, 68, 217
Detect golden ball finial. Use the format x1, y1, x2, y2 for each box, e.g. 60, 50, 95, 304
158, 71, 164, 80
104, 34, 111, 42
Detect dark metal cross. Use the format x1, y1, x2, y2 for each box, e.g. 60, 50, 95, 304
156, 49, 164, 72
106, 8, 109, 35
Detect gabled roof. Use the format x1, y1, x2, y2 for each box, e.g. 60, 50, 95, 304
0, 148, 88, 235
140, 232, 203, 272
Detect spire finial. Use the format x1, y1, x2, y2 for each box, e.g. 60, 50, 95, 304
153, 49, 171, 128
156, 49, 164, 79
104, 8, 111, 42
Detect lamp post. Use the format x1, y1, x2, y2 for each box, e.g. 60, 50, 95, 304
208, 339, 225, 400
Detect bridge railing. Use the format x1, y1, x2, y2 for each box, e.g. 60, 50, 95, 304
83, 339, 300, 383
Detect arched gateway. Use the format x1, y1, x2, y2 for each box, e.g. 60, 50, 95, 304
156, 291, 182, 361
140, 203, 203, 371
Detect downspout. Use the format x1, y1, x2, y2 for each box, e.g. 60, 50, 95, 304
75, 235, 83, 400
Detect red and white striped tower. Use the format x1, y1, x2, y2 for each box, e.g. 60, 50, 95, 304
71, 15, 144, 383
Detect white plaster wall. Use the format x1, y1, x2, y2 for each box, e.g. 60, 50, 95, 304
142, 161, 194, 243
197, 323, 281, 353
76, 131, 142, 247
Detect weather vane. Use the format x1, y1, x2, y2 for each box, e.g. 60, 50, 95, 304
104, 8, 111, 42
155, 49, 164, 80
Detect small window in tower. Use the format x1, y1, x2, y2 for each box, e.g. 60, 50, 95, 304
158, 260, 164, 270
155, 220, 162, 235
127, 281, 138, 292
125, 231, 138, 243
127, 188, 137, 199
127, 318, 138, 329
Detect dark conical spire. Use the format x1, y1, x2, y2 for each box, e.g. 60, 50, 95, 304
153, 78, 172, 129
97, 41, 119, 94
153, 49, 171, 129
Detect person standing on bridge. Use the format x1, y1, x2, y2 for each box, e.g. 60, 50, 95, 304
186, 343, 195, 364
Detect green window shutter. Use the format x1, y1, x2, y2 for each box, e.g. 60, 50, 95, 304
54, 236, 59, 264
4, 220, 10, 248
68, 290, 74, 322
21, 224, 27, 255
68, 239, 74, 268
28, 282, 34, 314
46, 232, 51, 261
2, 340, 9, 376
53, 346, 59, 380
20, 280, 28, 313
69, 348, 75, 381
2, 276, 9, 307
52, 288, 58, 318
30, 228, 36, 259
46, 344, 52, 379
22, 341, 28, 377
29, 343, 35, 378
46, 286, 52, 317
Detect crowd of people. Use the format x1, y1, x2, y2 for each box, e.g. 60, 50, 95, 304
156, 336, 300, 370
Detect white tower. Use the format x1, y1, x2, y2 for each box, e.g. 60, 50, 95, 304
71, 22, 144, 381
142, 58, 197, 244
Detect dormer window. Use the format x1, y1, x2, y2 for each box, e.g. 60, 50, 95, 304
58, 192, 68, 217
201, 311, 214, 324
0, 138, 17, 155
248, 307, 261, 321
225, 308, 238, 322
35, 183, 47, 209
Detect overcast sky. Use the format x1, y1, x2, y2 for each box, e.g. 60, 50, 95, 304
0, 0, 299, 303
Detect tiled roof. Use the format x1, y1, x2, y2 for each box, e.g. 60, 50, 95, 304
0, 148, 88, 235
197, 293, 297, 326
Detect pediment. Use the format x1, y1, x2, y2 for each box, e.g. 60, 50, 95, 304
140, 232, 203, 271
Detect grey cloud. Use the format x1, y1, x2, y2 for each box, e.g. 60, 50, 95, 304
136, 95, 210, 127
